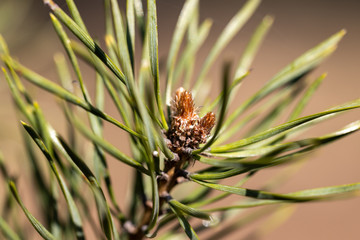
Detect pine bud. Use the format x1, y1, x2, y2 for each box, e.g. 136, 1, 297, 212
166, 88, 215, 154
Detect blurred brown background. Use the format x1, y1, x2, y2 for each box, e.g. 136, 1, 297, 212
0, 0, 359, 239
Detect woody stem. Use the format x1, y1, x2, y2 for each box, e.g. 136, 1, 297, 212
128, 153, 189, 240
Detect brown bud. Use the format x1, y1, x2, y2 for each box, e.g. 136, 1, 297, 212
171, 87, 196, 119
200, 112, 216, 135
166, 88, 216, 155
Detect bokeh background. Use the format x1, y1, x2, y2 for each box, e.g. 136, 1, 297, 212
0, 0, 359, 239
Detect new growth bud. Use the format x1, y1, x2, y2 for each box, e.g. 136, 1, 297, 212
166, 88, 216, 154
